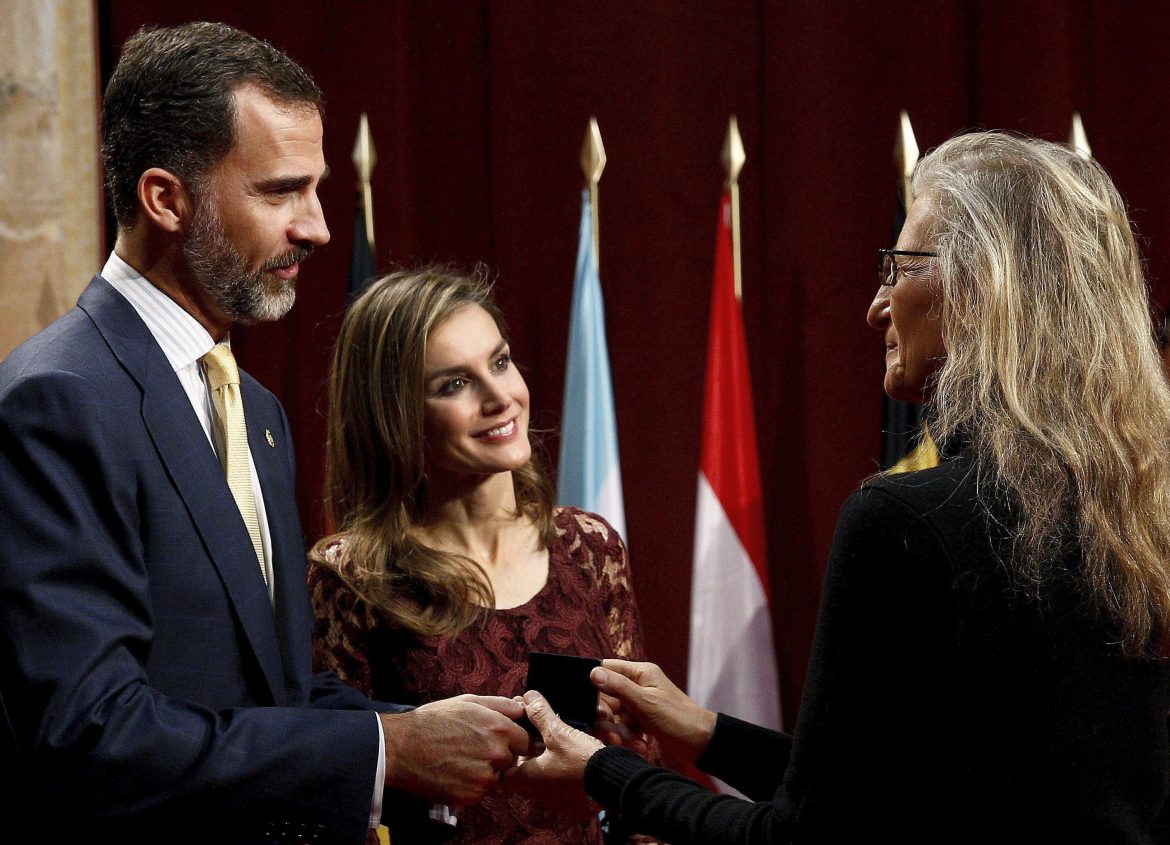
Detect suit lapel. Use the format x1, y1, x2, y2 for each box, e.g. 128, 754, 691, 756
78, 276, 286, 704
242, 380, 314, 704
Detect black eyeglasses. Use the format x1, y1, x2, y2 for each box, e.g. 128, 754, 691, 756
878, 249, 938, 287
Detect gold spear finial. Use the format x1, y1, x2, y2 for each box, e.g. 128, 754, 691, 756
581, 117, 606, 265
894, 110, 919, 214
1069, 112, 1091, 158
722, 115, 746, 185
722, 116, 746, 302
581, 116, 606, 185
352, 112, 377, 249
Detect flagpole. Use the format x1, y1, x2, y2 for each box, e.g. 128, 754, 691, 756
721, 116, 746, 303
560, 117, 626, 541
895, 109, 919, 214
1069, 112, 1091, 158
688, 114, 781, 766
581, 117, 606, 267
353, 112, 377, 251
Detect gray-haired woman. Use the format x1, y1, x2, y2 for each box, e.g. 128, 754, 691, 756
506, 131, 1170, 844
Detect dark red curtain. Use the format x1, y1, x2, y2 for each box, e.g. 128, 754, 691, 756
100, 0, 1170, 727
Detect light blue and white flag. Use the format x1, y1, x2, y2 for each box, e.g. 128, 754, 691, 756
557, 190, 626, 540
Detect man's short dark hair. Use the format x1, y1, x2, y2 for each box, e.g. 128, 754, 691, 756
101, 21, 324, 229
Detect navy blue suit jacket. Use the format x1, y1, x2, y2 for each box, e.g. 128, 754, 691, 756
0, 276, 397, 844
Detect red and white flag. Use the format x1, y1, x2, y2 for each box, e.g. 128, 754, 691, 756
688, 193, 781, 791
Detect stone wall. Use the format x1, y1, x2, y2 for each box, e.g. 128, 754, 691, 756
0, 0, 100, 359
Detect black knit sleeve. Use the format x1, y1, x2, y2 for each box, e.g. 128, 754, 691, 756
576, 482, 960, 844
695, 713, 791, 801
584, 746, 793, 845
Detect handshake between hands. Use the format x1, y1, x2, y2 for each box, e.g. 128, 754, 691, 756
379, 659, 719, 815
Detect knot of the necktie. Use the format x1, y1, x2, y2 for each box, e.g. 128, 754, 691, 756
202, 343, 240, 391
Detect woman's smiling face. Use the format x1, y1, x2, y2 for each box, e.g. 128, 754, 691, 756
421, 304, 532, 479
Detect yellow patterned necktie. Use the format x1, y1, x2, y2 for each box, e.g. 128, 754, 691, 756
202, 344, 268, 589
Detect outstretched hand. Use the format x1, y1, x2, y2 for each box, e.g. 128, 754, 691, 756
381, 694, 530, 806
500, 690, 604, 818
590, 659, 717, 767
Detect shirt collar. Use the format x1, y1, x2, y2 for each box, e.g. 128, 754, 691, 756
102, 251, 226, 372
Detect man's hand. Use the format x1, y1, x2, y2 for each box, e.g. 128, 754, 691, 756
500, 690, 603, 818
591, 659, 717, 766
380, 694, 529, 806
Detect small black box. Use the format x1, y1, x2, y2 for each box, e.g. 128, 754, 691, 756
520, 651, 601, 736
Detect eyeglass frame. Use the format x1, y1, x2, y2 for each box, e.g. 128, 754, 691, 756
878, 248, 939, 288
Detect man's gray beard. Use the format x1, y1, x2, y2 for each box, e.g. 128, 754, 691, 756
183, 199, 306, 325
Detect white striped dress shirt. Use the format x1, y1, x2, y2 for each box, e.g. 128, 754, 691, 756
102, 252, 275, 601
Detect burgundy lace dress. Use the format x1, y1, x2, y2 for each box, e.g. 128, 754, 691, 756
309, 507, 651, 845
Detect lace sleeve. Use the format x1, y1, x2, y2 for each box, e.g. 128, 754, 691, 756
591, 517, 647, 661
307, 542, 376, 698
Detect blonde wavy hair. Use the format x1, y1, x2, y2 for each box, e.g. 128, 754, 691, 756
915, 131, 1170, 656
314, 265, 555, 636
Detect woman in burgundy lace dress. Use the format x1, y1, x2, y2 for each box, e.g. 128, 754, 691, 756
308, 266, 653, 845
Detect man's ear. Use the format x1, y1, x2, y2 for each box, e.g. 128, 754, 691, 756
136, 167, 195, 233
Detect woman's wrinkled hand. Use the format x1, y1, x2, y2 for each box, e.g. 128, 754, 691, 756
590, 659, 717, 767
595, 689, 652, 755
499, 690, 604, 819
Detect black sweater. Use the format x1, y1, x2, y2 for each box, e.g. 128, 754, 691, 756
585, 451, 1170, 843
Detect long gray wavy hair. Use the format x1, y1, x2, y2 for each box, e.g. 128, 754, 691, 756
917, 131, 1170, 656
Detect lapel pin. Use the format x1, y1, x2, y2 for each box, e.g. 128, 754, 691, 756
265, 429, 275, 448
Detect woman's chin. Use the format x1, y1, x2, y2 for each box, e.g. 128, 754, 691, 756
883, 379, 928, 406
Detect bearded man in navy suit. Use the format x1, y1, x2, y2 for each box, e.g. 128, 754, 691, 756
0, 22, 528, 845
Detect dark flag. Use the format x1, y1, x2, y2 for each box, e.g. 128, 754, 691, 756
882, 111, 938, 473
348, 188, 376, 298
348, 113, 377, 299
880, 187, 927, 469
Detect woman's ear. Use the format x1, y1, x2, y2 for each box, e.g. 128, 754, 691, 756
136, 167, 194, 233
